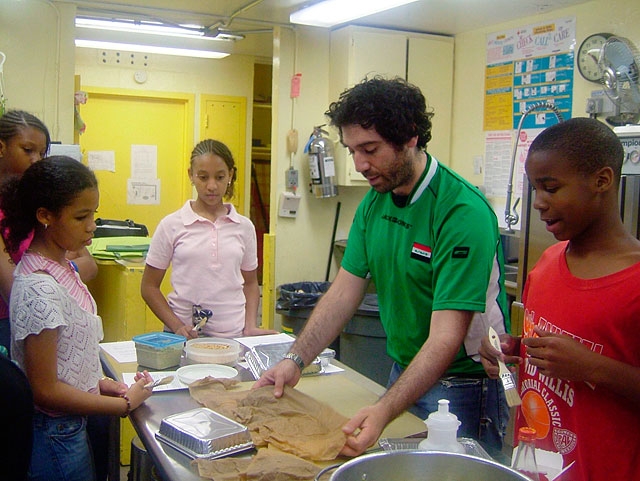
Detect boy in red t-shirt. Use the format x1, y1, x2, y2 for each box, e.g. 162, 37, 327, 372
480, 118, 640, 480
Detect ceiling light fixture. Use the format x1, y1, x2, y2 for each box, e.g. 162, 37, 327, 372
74, 18, 232, 59
290, 0, 420, 28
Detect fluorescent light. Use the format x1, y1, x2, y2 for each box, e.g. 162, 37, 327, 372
290, 0, 420, 28
75, 40, 229, 59
75, 24, 231, 59
76, 17, 205, 39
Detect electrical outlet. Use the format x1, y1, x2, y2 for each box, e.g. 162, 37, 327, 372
98, 50, 151, 68
286, 168, 299, 189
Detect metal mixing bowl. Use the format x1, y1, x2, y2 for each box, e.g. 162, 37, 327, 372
321, 451, 531, 481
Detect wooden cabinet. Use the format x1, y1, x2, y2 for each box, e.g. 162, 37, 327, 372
329, 26, 454, 186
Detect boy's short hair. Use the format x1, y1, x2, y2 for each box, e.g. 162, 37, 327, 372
528, 117, 624, 179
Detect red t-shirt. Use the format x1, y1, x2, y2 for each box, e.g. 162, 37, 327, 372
517, 241, 640, 481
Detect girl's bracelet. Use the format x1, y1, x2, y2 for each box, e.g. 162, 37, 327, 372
121, 394, 131, 418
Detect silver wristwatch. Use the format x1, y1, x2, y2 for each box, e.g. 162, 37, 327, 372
283, 352, 305, 372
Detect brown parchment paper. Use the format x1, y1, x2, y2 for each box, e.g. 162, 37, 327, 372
188, 378, 348, 462
194, 445, 322, 481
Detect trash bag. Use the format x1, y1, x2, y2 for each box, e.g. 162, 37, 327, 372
276, 282, 331, 310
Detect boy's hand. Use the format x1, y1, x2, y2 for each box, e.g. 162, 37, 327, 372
523, 326, 596, 382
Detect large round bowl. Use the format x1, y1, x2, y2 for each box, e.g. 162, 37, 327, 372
322, 451, 531, 481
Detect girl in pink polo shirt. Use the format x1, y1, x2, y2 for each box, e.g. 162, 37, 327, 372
142, 139, 277, 339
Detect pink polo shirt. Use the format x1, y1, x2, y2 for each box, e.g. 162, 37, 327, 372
145, 201, 258, 338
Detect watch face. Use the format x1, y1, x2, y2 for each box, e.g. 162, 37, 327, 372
577, 33, 611, 83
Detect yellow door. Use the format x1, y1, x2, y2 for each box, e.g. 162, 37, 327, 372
200, 95, 247, 214
79, 87, 194, 234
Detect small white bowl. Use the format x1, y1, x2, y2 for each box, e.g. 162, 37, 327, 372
176, 364, 238, 385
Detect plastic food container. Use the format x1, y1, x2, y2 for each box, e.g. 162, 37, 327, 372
185, 338, 240, 365
133, 332, 186, 369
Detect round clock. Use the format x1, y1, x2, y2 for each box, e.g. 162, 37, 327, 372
576, 33, 612, 83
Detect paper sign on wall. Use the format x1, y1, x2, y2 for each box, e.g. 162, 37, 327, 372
131, 144, 157, 179
128, 144, 160, 204
87, 150, 116, 172
127, 179, 160, 205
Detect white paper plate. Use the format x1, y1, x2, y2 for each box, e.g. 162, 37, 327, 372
176, 364, 238, 385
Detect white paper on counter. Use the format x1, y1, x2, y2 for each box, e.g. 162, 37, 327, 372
122, 371, 187, 391
100, 341, 137, 363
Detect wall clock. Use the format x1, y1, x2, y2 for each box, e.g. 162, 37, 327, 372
577, 33, 612, 83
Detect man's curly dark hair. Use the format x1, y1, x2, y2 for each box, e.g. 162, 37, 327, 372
325, 76, 434, 150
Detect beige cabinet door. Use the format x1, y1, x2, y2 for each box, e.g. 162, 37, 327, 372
408, 35, 454, 165
330, 26, 408, 186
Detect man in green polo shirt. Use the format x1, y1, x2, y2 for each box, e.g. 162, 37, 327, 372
255, 76, 510, 458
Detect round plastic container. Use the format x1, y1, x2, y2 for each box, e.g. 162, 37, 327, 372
185, 338, 240, 365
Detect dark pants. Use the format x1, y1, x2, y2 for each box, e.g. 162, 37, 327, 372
87, 414, 111, 481
0, 354, 34, 480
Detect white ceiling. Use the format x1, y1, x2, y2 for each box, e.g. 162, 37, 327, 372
68, 0, 592, 56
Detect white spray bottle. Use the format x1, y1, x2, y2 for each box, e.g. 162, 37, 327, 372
418, 399, 465, 453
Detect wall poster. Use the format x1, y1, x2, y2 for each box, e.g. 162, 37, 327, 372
483, 17, 576, 202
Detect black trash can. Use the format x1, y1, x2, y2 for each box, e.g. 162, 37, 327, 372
276, 281, 339, 357
339, 293, 393, 386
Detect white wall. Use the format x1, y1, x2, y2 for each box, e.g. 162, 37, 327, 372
270, 26, 369, 299
0, 0, 76, 142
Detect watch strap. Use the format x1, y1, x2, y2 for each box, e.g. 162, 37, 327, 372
283, 352, 305, 372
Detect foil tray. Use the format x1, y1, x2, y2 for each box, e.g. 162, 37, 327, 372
378, 437, 492, 460
155, 407, 254, 460
244, 341, 334, 380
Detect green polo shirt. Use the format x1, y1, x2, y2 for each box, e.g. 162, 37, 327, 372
342, 154, 509, 374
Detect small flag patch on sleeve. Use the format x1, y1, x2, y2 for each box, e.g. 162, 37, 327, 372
411, 242, 432, 263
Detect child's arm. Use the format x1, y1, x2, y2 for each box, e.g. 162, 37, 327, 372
524, 326, 640, 405
23, 328, 153, 416
0, 236, 15, 304
241, 268, 278, 336
140, 264, 197, 339
66, 247, 98, 282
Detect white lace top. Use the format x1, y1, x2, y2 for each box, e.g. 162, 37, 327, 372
10, 252, 103, 400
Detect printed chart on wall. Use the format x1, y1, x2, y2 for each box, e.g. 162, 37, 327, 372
483, 17, 575, 202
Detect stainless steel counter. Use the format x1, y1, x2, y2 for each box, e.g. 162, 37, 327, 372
100, 349, 426, 481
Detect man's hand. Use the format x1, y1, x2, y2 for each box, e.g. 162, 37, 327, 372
478, 332, 522, 378
339, 403, 392, 457
252, 359, 302, 398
